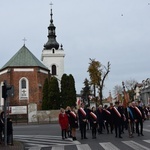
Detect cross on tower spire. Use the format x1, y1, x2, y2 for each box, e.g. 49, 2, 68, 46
22, 37, 27, 46
50, 2, 53, 9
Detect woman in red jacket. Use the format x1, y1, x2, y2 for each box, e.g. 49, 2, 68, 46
59, 108, 69, 140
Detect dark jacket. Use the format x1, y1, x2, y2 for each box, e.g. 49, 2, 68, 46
111, 106, 122, 124
78, 107, 87, 124
134, 106, 145, 120
69, 111, 78, 128
96, 108, 104, 123
90, 111, 98, 127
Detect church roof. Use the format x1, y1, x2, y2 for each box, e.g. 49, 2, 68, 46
1, 45, 49, 70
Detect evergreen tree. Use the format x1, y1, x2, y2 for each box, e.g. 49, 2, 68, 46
61, 74, 76, 108
81, 78, 91, 105
48, 77, 60, 109
42, 78, 49, 110
60, 74, 68, 107
67, 74, 76, 107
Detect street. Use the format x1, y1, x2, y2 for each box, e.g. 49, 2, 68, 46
13, 120, 150, 150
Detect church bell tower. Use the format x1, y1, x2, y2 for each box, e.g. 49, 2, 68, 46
41, 5, 65, 82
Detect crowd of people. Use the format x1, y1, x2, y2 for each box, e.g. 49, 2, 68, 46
58, 101, 150, 141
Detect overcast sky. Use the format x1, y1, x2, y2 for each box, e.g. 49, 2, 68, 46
0, 0, 150, 98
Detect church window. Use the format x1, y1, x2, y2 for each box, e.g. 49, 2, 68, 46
21, 79, 26, 88
19, 77, 29, 100
52, 48, 55, 53
52, 65, 57, 75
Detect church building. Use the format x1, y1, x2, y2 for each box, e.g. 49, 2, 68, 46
0, 7, 65, 110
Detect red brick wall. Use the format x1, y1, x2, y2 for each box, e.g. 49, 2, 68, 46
0, 67, 49, 110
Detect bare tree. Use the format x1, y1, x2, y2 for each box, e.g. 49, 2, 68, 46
124, 79, 137, 91
124, 79, 137, 101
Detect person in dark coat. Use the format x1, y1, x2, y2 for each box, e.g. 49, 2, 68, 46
103, 105, 112, 134
78, 103, 88, 139
96, 105, 104, 134
111, 101, 122, 138
85, 105, 91, 130
132, 101, 145, 136
65, 106, 72, 138
7, 117, 13, 145
68, 106, 78, 141
107, 103, 114, 134
90, 106, 98, 139
118, 102, 126, 134
0, 111, 4, 144
0, 118, 3, 144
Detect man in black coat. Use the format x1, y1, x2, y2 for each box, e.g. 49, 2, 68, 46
132, 101, 145, 136
96, 105, 104, 134
111, 101, 122, 138
0, 111, 4, 144
7, 117, 13, 145
103, 105, 112, 134
78, 103, 88, 139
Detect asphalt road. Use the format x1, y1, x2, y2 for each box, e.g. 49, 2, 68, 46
13, 120, 150, 150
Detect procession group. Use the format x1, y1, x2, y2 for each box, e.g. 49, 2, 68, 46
58, 101, 150, 141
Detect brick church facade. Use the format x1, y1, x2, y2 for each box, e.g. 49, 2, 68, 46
0, 45, 50, 110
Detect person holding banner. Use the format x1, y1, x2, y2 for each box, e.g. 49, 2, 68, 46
97, 105, 104, 134
112, 101, 122, 138
90, 106, 98, 139
132, 101, 145, 136
103, 105, 112, 134
78, 103, 88, 139
68, 106, 78, 141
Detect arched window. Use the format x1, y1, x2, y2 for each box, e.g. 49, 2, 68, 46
21, 79, 26, 88
19, 77, 29, 100
52, 65, 57, 75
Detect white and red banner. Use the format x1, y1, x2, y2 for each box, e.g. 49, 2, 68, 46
90, 112, 97, 120
79, 107, 86, 116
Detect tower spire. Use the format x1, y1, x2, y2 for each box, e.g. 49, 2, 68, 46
50, 2, 53, 24
44, 3, 59, 50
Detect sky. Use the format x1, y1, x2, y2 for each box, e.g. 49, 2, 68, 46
0, 0, 150, 98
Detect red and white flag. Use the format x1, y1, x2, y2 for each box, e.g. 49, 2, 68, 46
76, 99, 81, 106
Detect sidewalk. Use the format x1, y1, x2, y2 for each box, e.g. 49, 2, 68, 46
0, 140, 24, 150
